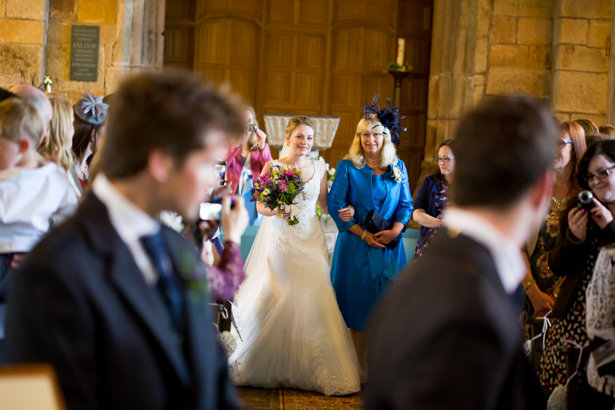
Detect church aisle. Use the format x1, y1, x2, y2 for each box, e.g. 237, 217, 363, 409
237, 387, 362, 409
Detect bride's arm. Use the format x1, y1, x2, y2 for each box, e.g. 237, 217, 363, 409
318, 167, 328, 214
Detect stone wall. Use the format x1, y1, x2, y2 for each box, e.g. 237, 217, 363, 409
0, 0, 165, 101
0, 0, 47, 87
426, 0, 615, 175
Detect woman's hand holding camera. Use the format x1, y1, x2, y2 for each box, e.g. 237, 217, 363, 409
221, 196, 249, 245
568, 207, 589, 241
590, 197, 614, 229
254, 128, 267, 150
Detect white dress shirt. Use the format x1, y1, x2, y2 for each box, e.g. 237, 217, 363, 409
443, 207, 526, 294
0, 162, 78, 253
92, 174, 160, 285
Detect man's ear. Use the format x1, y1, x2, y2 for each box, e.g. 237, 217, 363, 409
147, 149, 174, 183
18, 139, 30, 155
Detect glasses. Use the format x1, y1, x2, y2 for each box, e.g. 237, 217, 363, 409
436, 157, 455, 163
584, 164, 615, 183
558, 140, 573, 149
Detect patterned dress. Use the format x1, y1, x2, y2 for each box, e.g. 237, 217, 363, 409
414, 183, 449, 259
530, 207, 566, 298
539, 232, 600, 393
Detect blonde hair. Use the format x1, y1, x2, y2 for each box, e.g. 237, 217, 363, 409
285, 115, 314, 141
0, 98, 42, 146
346, 114, 398, 168
38, 93, 74, 171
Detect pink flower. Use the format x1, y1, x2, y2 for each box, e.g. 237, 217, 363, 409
263, 173, 270, 179
284, 170, 294, 176
278, 181, 287, 192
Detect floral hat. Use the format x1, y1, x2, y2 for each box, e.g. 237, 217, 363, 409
74, 92, 109, 126
362, 92, 406, 145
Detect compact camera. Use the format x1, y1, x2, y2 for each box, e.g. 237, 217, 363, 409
577, 190, 595, 212
249, 124, 258, 133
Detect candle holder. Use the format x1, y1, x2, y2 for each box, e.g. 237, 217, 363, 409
388, 70, 412, 109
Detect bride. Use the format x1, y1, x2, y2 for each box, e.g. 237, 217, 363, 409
228, 116, 361, 396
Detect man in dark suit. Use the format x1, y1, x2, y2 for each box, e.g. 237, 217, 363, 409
4, 72, 248, 410
364, 97, 558, 410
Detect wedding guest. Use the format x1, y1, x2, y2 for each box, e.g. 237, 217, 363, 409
0, 98, 77, 360
539, 140, 615, 408
225, 106, 273, 225
526, 121, 586, 317
5, 72, 247, 410
38, 94, 81, 196
413, 139, 455, 260
9, 84, 52, 145
575, 118, 599, 140
72, 92, 108, 190
599, 124, 615, 139
586, 132, 608, 149
328, 96, 413, 382
365, 96, 556, 410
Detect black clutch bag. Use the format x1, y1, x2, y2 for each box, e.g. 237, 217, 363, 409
364, 209, 403, 250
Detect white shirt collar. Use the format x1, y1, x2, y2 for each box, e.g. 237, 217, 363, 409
443, 207, 525, 294
92, 174, 160, 284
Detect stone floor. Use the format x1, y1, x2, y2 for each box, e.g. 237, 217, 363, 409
237, 387, 362, 410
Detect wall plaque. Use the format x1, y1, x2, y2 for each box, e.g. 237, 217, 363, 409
70, 25, 100, 82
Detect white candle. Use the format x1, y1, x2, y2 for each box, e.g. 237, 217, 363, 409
396, 38, 405, 66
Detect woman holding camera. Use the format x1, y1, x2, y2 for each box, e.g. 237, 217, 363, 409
225, 106, 273, 225
539, 140, 615, 406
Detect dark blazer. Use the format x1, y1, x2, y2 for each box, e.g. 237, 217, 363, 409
549, 207, 615, 318
364, 229, 545, 410
4, 193, 240, 410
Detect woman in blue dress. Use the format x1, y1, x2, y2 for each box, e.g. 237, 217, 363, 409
328, 96, 413, 382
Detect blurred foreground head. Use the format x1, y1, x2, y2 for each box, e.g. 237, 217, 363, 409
452, 96, 559, 210
98, 71, 245, 180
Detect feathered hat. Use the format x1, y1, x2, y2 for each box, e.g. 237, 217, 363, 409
74, 92, 109, 126
362, 92, 405, 145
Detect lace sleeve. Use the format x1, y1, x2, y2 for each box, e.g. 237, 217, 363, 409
586, 246, 615, 396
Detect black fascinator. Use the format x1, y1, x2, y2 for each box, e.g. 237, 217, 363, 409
362, 92, 405, 145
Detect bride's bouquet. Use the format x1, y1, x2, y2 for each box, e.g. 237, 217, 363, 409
251, 165, 305, 225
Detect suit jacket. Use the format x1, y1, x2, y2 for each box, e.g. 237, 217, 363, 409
4, 193, 240, 410
364, 230, 545, 410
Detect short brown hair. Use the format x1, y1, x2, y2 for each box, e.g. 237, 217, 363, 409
451, 96, 558, 209
99, 71, 246, 179
0, 98, 43, 146
599, 124, 615, 139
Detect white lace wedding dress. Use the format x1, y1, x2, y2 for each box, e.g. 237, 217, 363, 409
228, 160, 361, 396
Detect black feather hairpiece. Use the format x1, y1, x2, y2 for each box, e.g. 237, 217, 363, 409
362, 92, 405, 145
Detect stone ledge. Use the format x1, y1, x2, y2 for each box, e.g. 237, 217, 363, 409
557, 44, 609, 73
561, 0, 612, 20
588, 20, 611, 49
0, 19, 43, 44
490, 16, 517, 44
486, 67, 550, 97
5, 0, 45, 20
555, 71, 608, 114
559, 18, 589, 45
493, 0, 553, 18
517, 17, 552, 45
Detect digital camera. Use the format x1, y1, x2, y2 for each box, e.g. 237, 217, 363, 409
577, 190, 595, 212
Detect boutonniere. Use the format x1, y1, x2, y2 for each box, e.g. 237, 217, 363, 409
178, 249, 209, 298
392, 163, 402, 183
